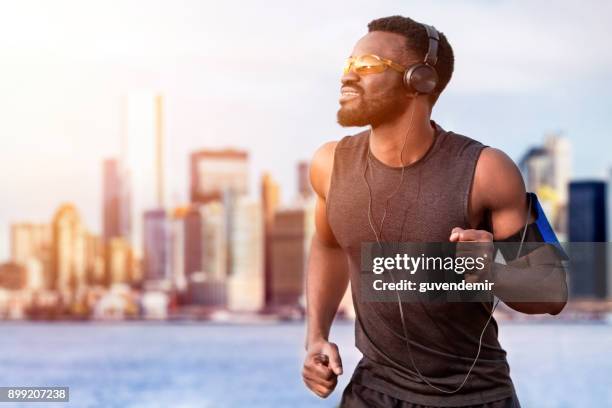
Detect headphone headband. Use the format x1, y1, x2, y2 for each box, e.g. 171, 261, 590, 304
403, 22, 441, 94
421, 23, 440, 66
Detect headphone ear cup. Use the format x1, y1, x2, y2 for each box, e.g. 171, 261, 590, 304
404, 64, 439, 94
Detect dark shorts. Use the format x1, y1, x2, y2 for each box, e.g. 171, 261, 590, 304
339, 381, 522, 408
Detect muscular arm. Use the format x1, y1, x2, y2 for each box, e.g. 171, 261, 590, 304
301, 141, 348, 398
305, 141, 350, 348
470, 148, 568, 315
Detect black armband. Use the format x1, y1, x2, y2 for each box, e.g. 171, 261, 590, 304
495, 192, 569, 262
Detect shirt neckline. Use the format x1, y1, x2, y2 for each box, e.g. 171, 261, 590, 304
366, 120, 445, 171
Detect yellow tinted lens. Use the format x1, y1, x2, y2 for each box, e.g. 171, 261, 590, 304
353, 55, 386, 74
343, 57, 354, 74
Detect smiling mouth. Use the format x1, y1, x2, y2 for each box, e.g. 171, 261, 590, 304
340, 90, 361, 102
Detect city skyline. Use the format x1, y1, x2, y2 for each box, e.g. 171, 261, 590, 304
3, 140, 609, 319
0, 149, 322, 319
1, 1, 612, 260
1, 104, 609, 316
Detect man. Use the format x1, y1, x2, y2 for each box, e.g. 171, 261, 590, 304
302, 15, 567, 408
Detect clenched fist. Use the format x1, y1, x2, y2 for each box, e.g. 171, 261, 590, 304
302, 340, 343, 398
449, 227, 494, 283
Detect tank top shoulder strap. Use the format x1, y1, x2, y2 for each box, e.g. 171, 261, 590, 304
435, 127, 489, 229
335, 129, 369, 159
329, 130, 369, 189
326, 129, 369, 222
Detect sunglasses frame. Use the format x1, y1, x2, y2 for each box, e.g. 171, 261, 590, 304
343, 54, 406, 75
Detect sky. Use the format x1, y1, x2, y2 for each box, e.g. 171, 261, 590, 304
1, 0, 611, 259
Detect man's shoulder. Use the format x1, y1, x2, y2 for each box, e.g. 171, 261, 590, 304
311, 129, 369, 172
438, 127, 487, 158
476, 147, 520, 175
310, 129, 369, 198
472, 146, 525, 209
311, 128, 368, 160
334, 129, 370, 150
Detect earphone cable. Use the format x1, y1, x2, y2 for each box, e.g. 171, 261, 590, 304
361, 106, 532, 394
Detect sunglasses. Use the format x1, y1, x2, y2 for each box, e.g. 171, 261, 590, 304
343, 54, 406, 76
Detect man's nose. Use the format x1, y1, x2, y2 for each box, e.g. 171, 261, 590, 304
340, 70, 360, 85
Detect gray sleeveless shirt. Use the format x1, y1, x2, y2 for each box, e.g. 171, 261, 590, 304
327, 121, 516, 406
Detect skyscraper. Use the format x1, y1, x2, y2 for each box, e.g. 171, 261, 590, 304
106, 237, 133, 285
51, 204, 87, 293
190, 149, 248, 204
84, 232, 105, 285
10, 223, 51, 289
261, 172, 280, 307
11, 223, 51, 264
183, 205, 203, 279
169, 206, 189, 293
608, 168, 612, 298
0, 262, 27, 290
297, 161, 313, 199
122, 92, 165, 256
608, 168, 612, 241
545, 135, 571, 207
227, 197, 263, 312
520, 147, 550, 193
102, 158, 130, 242
143, 209, 169, 283
270, 202, 315, 308
568, 181, 607, 299
519, 134, 571, 239
201, 201, 227, 282
189, 201, 227, 307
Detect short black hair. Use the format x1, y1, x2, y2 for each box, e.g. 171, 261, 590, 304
368, 15, 454, 103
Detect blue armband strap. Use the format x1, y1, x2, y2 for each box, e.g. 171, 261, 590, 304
496, 192, 569, 261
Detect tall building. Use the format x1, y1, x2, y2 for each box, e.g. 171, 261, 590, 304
122, 92, 165, 256
0, 262, 27, 290
568, 181, 607, 299
270, 202, 315, 308
190, 149, 248, 204
10, 223, 52, 289
261, 172, 280, 307
102, 158, 130, 241
143, 209, 169, 283
11, 223, 51, 264
519, 134, 571, 239
184, 205, 203, 279
608, 168, 612, 298
545, 135, 571, 206
297, 161, 313, 198
169, 206, 189, 293
520, 147, 549, 193
106, 237, 133, 285
51, 204, 88, 293
189, 201, 227, 307
84, 233, 105, 286
201, 201, 227, 282
227, 198, 264, 312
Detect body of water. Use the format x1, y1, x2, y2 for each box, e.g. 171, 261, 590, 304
0, 321, 610, 408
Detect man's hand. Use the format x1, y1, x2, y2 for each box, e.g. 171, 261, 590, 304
302, 340, 343, 398
449, 227, 494, 283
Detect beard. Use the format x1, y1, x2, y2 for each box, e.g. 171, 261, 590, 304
337, 87, 407, 127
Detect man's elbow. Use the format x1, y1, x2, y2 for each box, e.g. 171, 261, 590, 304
547, 300, 567, 316
548, 277, 569, 315
509, 301, 566, 315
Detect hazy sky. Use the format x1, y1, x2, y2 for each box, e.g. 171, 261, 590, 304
1, 0, 611, 259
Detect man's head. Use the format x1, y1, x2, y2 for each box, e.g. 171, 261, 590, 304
337, 15, 454, 127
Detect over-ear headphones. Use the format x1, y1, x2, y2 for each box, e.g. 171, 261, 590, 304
403, 23, 440, 94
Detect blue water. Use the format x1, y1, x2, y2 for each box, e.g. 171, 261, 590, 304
0, 321, 610, 408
